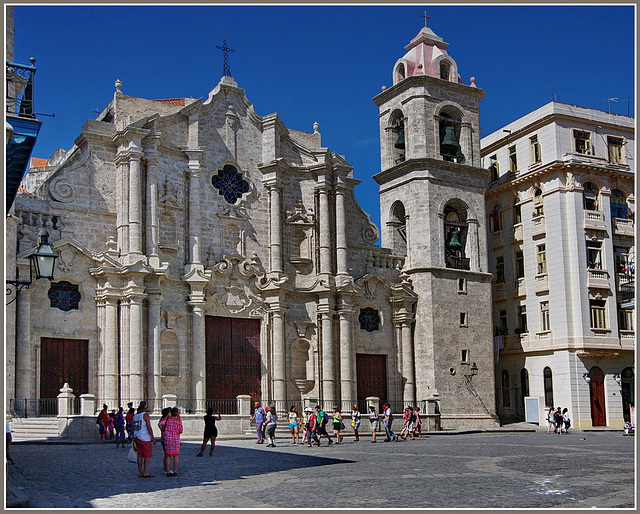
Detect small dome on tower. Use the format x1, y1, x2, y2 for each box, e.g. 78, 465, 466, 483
392, 26, 462, 86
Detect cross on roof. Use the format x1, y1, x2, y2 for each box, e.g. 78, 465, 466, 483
216, 39, 235, 77
421, 10, 431, 28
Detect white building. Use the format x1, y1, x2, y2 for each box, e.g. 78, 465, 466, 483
482, 102, 635, 429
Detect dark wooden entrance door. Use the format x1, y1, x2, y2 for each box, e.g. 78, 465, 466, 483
40, 337, 89, 398
356, 354, 387, 410
589, 366, 606, 426
205, 316, 261, 413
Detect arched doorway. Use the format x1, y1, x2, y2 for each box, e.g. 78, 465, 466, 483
589, 366, 606, 426
621, 367, 634, 423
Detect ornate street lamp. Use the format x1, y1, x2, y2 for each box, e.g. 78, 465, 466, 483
614, 373, 622, 385
6, 229, 58, 304
582, 372, 591, 384
465, 362, 479, 379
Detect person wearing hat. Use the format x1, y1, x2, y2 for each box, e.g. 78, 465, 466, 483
303, 407, 319, 447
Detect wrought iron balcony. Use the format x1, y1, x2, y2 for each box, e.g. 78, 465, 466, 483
6, 59, 36, 118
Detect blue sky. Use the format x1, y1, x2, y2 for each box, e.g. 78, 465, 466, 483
12, 4, 635, 229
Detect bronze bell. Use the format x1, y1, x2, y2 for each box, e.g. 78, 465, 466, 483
394, 125, 405, 149
441, 126, 461, 155
445, 229, 463, 249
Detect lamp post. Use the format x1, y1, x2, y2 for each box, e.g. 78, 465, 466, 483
6, 229, 58, 305
464, 362, 479, 379
614, 373, 622, 385
582, 372, 591, 384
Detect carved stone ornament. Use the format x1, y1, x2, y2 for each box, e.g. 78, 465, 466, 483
49, 148, 102, 203
213, 285, 253, 314
362, 223, 380, 245
56, 248, 76, 274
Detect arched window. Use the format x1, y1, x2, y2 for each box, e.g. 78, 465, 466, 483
583, 181, 599, 211
389, 201, 407, 256
395, 63, 406, 84
520, 368, 530, 406
513, 196, 522, 225
621, 367, 634, 423
533, 188, 544, 217
501, 370, 511, 407
439, 110, 464, 163
444, 203, 469, 270
440, 61, 450, 81
389, 110, 405, 165
611, 189, 628, 219
543, 367, 554, 408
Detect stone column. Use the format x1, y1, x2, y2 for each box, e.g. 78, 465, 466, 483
271, 305, 287, 407
401, 319, 416, 405
268, 184, 283, 273
185, 150, 203, 268
147, 291, 163, 406
338, 307, 355, 409
190, 302, 206, 413
128, 292, 145, 403
144, 150, 160, 268
128, 149, 144, 261
319, 302, 335, 406
460, 121, 473, 165
335, 180, 349, 278
318, 184, 332, 275
103, 296, 119, 402
15, 289, 32, 400
114, 153, 130, 256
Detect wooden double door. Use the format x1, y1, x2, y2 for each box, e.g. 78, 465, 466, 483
589, 366, 606, 427
40, 337, 89, 399
205, 316, 261, 406
356, 354, 388, 408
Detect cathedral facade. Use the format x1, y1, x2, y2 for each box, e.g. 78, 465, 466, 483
7, 26, 499, 429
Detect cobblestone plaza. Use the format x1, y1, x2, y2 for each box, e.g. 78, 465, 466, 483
6, 431, 635, 509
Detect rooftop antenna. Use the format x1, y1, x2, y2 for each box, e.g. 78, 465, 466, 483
605, 97, 618, 114
545, 86, 558, 102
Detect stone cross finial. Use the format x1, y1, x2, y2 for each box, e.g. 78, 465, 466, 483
421, 10, 431, 28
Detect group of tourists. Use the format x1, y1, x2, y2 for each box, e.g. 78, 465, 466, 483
249, 402, 423, 447
96, 402, 136, 446
546, 407, 571, 434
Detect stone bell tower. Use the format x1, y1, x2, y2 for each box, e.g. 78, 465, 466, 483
373, 22, 499, 428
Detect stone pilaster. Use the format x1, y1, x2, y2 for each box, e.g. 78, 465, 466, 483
184, 149, 204, 271
189, 302, 206, 413
338, 305, 355, 406
128, 148, 144, 262
467, 218, 480, 272
15, 288, 32, 400
144, 146, 161, 268
147, 290, 163, 406
102, 295, 119, 402
401, 319, 416, 405
267, 183, 283, 274
127, 289, 146, 403
318, 298, 336, 406
317, 180, 332, 275
270, 303, 288, 404
334, 177, 349, 278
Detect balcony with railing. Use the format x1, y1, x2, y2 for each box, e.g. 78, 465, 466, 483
513, 224, 523, 242
531, 215, 545, 238
534, 274, 549, 294
493, 281, 506, 301
613, 217, 634, 237
491, 230, 504, 249
6, 59, 42, 213
583, 210, 607, 231
513, 278, 526, 297
586, 268, 610, 290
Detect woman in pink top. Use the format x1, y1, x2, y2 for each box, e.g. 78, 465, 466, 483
159, 407, 183, 476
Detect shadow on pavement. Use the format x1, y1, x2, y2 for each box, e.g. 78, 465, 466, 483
7, 441, 355, 508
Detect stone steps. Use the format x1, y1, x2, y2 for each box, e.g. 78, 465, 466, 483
9, 418, 60, 440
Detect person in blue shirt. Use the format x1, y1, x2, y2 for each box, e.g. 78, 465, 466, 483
250, 401, 266, 444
